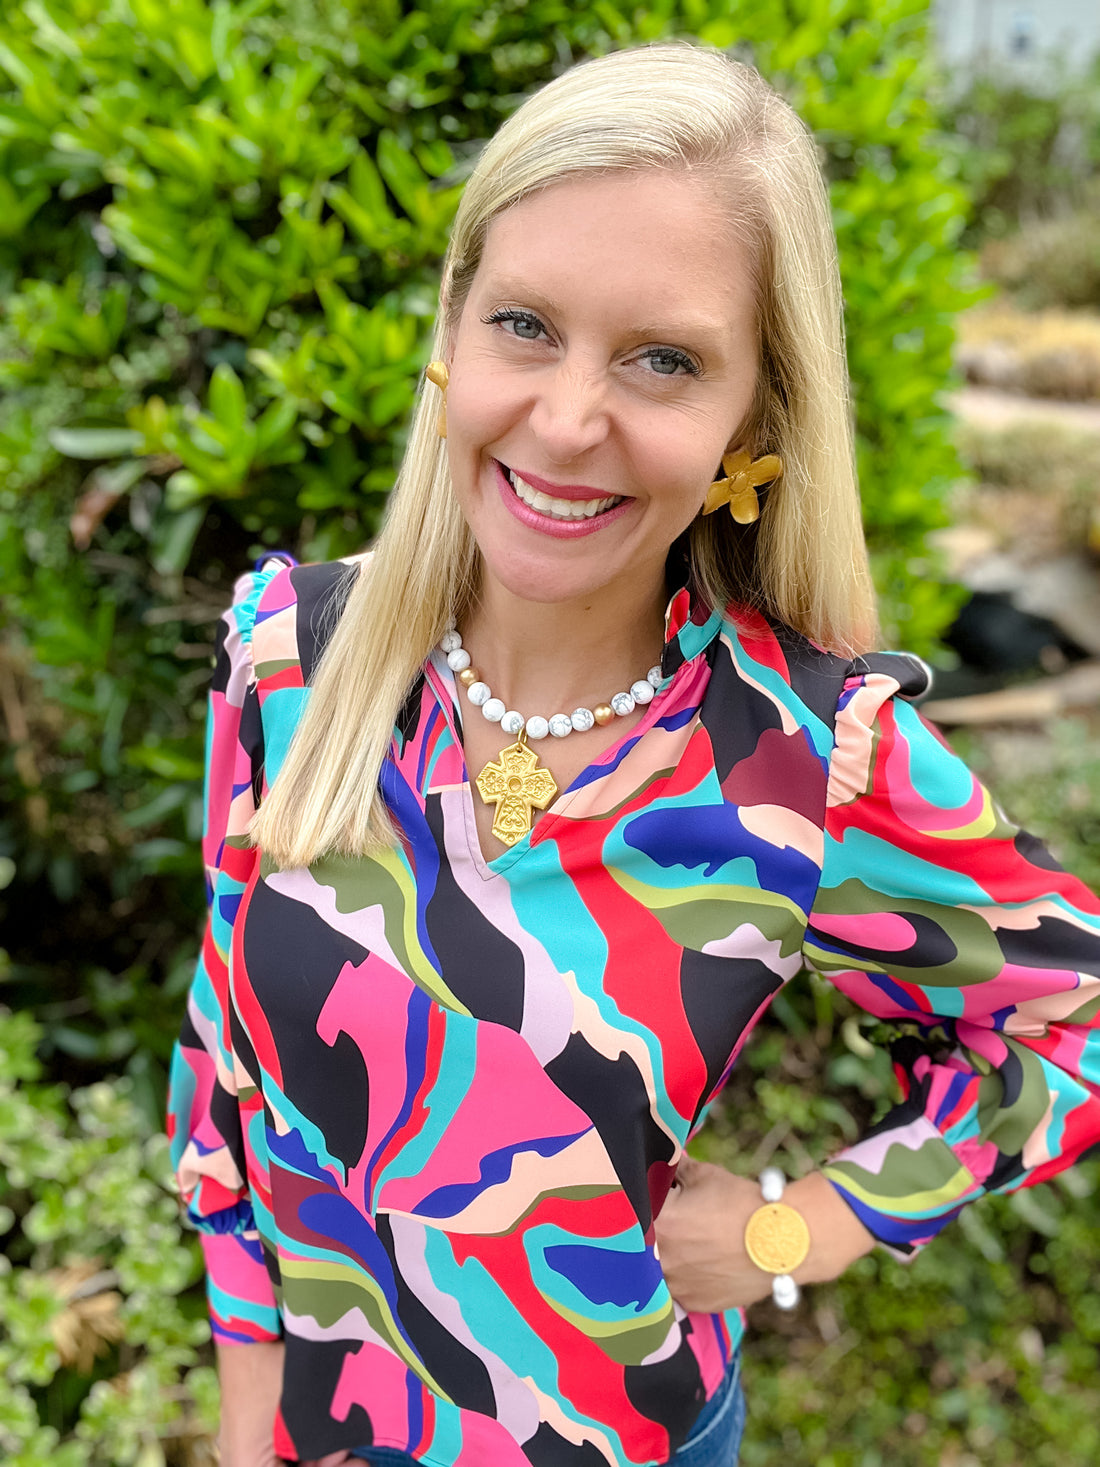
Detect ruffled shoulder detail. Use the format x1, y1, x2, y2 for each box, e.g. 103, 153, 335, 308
847, 650, 933, 702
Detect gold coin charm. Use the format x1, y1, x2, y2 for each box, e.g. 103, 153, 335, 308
743, 1201, 811, 1275
475, 734, 558, 847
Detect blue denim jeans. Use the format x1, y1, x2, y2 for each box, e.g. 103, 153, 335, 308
350, 1354, 744, 1466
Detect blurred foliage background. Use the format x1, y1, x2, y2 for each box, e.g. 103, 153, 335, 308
0, 0, 1097, 1463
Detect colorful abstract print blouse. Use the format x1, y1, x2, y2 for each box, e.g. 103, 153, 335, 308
169, 557, 1100, 1466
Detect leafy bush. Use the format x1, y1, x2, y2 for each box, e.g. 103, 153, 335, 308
0, 1007, 215, 1466
957, 415, 1100, 509
0, 0, 988, 1454
957, 306, 1100, 399
941, 63, 1100, 239
0, 0, 975, 1075
953, 417, 1100, 564
980, 208, 1100, 311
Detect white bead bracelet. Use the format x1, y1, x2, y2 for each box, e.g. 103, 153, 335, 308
743, 1165, 810, 1310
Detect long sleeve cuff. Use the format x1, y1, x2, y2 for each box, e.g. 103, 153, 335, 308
821, 1110, 988, 1258
201, 1231, 283, 1343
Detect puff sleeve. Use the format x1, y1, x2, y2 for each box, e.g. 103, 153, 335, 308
167, 556, 293, 1343
803, 664, 1100, 1256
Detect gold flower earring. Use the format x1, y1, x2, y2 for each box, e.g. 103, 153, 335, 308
702, 449, 783, 525
426, 360, 449, 438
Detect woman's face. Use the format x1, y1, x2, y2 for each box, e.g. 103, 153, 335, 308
445, 169, 760, 610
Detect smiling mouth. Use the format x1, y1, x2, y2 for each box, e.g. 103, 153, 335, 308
501, 464, 624, 521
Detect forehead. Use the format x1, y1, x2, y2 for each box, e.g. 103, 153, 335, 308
473, 170, 755, 330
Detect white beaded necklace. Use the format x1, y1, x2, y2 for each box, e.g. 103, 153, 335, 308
439, 628, 663, 742
437, 628, 664, 848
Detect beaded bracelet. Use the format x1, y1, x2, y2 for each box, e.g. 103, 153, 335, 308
743, 1166, 810, 1310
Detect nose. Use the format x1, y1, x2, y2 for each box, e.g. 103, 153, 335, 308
527, 360, 611, 463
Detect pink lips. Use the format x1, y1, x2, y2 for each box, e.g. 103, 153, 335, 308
494, 460, 634, 539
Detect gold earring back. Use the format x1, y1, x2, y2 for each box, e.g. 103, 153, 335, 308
426, 360, 449, 438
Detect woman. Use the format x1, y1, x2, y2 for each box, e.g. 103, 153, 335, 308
169, 42, 1100, 1467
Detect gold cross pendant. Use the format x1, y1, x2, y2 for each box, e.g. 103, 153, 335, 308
474, 732, 559, 848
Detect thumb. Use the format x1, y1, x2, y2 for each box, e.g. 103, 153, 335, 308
672, 1154, 703, 1189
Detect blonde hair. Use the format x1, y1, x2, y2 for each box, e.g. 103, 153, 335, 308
251, 42, 877, 867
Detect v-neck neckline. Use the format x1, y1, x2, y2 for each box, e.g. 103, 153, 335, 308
414, 581, 726, 880
423, 651, 678, 882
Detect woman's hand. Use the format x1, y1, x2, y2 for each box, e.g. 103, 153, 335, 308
216, 1341, 356, 1467
217, 1340, 285, 1467
654, 1158, 773, 1312
654, 1157, 876, 1313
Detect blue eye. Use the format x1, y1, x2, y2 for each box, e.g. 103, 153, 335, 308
483, 309, 546, 340
645, 347, 697, 377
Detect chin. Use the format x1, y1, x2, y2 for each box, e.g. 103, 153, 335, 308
466, 507, 665, 610
481, 554, 610, 606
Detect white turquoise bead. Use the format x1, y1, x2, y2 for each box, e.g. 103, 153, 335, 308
441, 631, 663, 747
772, 1274, 799, 1310
759, 1166, 785, 1203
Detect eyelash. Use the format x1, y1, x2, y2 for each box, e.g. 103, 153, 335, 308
644, 346, 699, 377
480, 308, 700, 377
481, 307, 545, 339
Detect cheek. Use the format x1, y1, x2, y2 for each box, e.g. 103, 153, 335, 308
448, 370, 522, 448
645, 438, 721, 512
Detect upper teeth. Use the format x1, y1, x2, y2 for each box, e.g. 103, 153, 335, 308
508, 469, 621, 519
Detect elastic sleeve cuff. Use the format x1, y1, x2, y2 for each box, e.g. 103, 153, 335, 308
820, 1115, 985, 1258
201, 1231, 283, 1343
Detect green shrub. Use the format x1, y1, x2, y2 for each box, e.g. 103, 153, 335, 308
957, 304, 1100, 398
0, 0, 975, 1085
0, 1007, 215, 1466
941, 64, 1100, 240
0, 0, 985, 1453
980, 208, 1100, 311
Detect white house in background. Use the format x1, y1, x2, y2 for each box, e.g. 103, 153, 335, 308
934, 0, 1100, 78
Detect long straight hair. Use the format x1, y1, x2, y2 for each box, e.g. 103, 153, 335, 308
250, 43, 877, 867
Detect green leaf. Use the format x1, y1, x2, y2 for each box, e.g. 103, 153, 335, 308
367, 378, 412, 427
375, 129, 429, 218
207, 363, 248, 435
49, 427, 145, 459
254, 395, 300, 455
